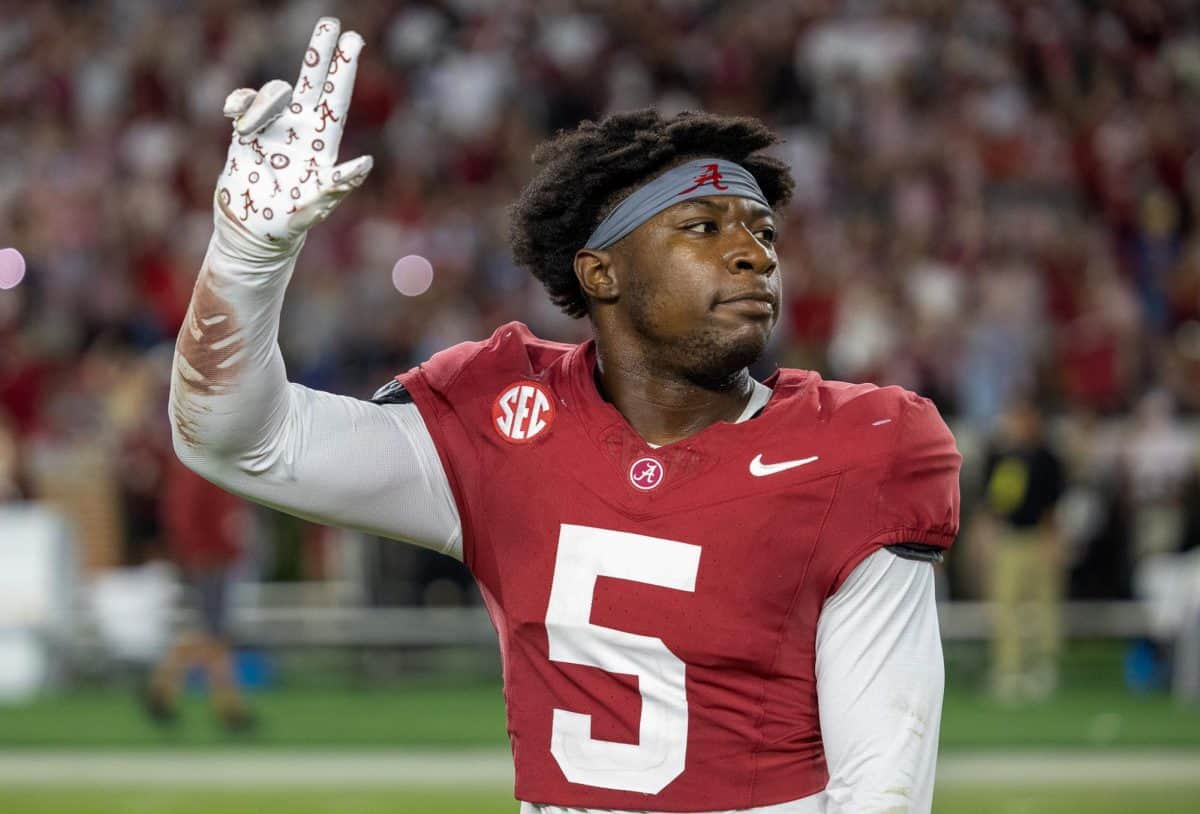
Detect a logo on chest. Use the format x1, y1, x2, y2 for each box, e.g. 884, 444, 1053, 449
628, 456, 666, 490
492, 381, 556, 443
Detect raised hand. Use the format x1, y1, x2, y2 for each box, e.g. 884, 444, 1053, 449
215, 17, 372, 246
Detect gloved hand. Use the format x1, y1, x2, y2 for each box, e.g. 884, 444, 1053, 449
215, 17, 373, 247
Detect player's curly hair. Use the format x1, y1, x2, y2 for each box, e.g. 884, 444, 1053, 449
509, 108, 794, 319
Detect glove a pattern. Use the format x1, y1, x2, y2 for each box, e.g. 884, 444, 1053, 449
215, 17, 373, 246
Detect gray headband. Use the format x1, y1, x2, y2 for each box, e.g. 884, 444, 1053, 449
584, 158, 770, 250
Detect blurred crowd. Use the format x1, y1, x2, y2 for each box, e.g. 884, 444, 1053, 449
2, 0, 1200, 604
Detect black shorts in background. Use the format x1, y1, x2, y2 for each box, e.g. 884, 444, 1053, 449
185, 567, 233, 638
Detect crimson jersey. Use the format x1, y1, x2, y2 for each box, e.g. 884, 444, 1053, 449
398, 322, 960, 812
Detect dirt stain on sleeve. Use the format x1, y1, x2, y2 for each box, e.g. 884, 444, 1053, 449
172, 264, 247, 447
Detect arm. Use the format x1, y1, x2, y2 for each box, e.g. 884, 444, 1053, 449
170, 17, 461, 558
816, 549, 944, 813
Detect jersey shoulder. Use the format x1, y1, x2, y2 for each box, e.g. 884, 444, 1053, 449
809, 374, 927, 424
869, 384, 960, 551
399, 321, 576, 397
804, 374, 957, 458
795, 374, 962, 590
772, 372, 954, 462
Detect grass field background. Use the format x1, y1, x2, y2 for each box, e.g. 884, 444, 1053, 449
2, 640, 1195, 750
0, 682, 1198, 750
0, 641, 1197, 812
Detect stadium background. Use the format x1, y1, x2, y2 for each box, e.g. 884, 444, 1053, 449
2, 0, 1199, 812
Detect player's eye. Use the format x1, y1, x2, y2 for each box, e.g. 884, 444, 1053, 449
683, 221, 717, 234
754, 226, 778, 244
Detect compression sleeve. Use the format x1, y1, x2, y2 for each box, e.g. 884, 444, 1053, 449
169, 213, 462, 557
816, 548, 944, 813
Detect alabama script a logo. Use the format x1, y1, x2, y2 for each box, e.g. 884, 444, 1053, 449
677, 163, 729, 195
628, 456, 665, 490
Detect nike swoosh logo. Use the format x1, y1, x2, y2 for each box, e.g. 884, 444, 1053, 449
749, 454, 820, 477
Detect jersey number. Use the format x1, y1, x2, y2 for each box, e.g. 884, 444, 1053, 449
545, 523, 701, 794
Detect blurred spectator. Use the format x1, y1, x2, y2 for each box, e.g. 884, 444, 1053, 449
0, 409, 22, 502
142, 455, 253, 731
1121, 390, 1197, 562
1057, 408, 1135, 600
24, 370, 126, 573
1135, 546, 1200, 704
981, 400, 1066, 703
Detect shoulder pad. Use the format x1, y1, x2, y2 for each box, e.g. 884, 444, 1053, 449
370, 379, 414, 405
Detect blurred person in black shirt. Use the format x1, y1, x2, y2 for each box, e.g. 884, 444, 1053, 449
982, 399, 1066, 703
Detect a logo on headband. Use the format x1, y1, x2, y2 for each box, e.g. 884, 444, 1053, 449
677, 163, 729, 195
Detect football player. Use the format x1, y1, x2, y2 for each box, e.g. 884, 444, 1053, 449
171, 17, 960, 814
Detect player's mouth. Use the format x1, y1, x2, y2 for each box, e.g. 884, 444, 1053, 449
715, 291, 776, 318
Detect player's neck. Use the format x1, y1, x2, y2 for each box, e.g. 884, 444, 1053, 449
593, 351, 756, 447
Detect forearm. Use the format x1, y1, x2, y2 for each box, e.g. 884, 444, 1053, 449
817, 550, 944, 813
171, 212, 302, 464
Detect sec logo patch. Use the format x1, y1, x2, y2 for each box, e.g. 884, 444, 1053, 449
492, 381, 556, 444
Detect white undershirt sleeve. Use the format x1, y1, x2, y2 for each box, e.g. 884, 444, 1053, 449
170, 213, 462, 558
815, 548, 945, 813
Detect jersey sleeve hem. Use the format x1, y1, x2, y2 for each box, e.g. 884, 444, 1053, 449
827, 527, 955, 597
396, 369, 479, 569
885, 543, 945, 564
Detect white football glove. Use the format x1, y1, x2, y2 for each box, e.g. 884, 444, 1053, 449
215, 17, 373, 247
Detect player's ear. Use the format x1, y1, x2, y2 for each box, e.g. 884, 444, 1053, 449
574, 248, 619, 305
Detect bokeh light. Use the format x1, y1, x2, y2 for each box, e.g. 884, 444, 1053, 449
391, 254, 434, 297
0, 248, 25, 290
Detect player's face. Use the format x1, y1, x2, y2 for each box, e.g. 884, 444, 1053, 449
616, 195, 780, 387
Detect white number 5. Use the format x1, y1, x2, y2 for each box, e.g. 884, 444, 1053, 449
545, 523, 701, 793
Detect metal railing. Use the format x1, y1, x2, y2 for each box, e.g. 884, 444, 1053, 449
202, 600, 1154, 648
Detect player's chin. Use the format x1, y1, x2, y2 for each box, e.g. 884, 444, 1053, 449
684, 321, 771, 386
711, 308, 776, 349
728, 325, 771, 366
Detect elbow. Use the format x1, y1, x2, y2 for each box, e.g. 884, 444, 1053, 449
169, 399, 217, 480
167, 345, 251, 464
169, 397, 200, 462
168, 371, 290, 481
168, 358, 218, 462
167, 366, 234, 477
168, 401, 253, 490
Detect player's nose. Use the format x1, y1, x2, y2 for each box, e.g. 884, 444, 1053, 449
726, 224, 776, 277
